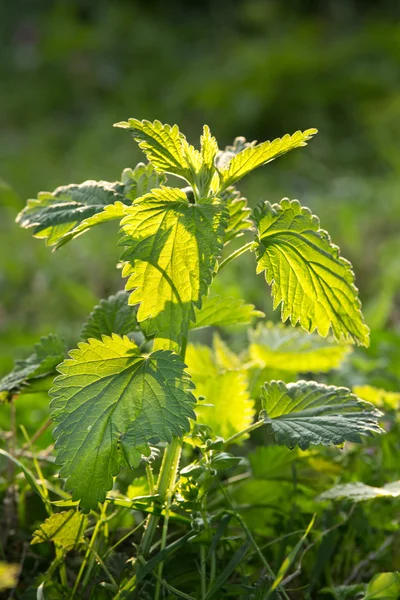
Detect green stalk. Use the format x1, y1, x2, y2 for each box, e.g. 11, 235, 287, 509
139, 336, 188, 559
216, 241, 253, 273
224, 419, 264, 446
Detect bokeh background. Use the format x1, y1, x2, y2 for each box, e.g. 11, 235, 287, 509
1, 0, 400, 373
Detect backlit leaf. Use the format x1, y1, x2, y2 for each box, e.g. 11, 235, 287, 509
261, 380, 383, 450
254, 199, 370, 345
0, 563, 19, 591
50, 335, 196, 509
120, 187, 227, 351
364, 573, 400, 599
186, 342, 255, 440
220, 186, 252, 243
249, 322, 351, 373
190, 295, 263, 330
114, 118, 194, 182
31, 510, 87, 550
353, 385, 400, 410
318, 481, 400, 502
219, 129, 317, 189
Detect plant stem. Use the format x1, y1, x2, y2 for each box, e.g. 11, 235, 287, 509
216, 241, 253, 273
139, 436, 183, 558
139, 339, 187, 559
224, 419, 264, 446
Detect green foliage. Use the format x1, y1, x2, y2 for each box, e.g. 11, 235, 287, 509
219, 185, 252, 243
318, 481, 400, 502
120, 187, 227, 351
80, 291, 139, 341
249, 322, 351, 372
4, 112, 393, 598
16, 180, 127, 247
31, 510, 87, 550
50, 334, 195, 508
0, 563, 19, 591
185, 341, 255, 439
114, 119, 196, 182
254, 199, 370, 346
364, 573, 400, 599
0, 334, 66, 398
261, 380, 382, 449
218, 129, 317, 189
191, 295, 263, 330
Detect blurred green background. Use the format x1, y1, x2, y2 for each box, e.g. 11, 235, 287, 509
1, 0, 400, 373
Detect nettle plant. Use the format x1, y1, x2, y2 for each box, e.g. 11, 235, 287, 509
5, 118, 384, 597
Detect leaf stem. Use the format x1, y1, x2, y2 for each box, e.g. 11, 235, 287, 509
216, 241, 253, 273
224, 419, 264, 446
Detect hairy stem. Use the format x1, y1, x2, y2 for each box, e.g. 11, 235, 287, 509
224, 419, 264, 446
139, 339, 187, 559
216, 240, 253, 273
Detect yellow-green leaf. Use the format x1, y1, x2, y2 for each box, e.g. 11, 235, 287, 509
31, 510, 87, 550
219, 129, 317, 189
186, 342, 255, 440
249, 322, 351, 373
114, 118, 193, 182
254, 199, 370, 346
120, 187, 227, 351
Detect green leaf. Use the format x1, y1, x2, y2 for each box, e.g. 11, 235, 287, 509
31, 510, 87, 550
80, 291, 139, 341
261, 380, 383, 450
0, 563, 19, 591
220, 186, 252, 243
215, 136, 256, 171
185, 343, 255, 440
249, 322, 351, 373
353, 385, 400, 410
50, 334, 196, 509
121, 162, 166, 201
120, 187, 227, 351
190, 296, 263, 330
114, 118, 194, 182
197, 124, 219, 196
318, 481, 400, 502
364, 573, 400, 599
0, 334, 66, 397
254, 199, 370, 346
16, 180, 128, 247
219, 129, 317, 189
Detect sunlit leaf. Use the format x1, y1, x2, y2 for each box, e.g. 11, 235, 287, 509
0, 563, 19, 591
219, 129, 317, 189
50, 335, 196, 509
190, 295, 263, 330
186, 343, 255, 440
249, 322, 351, 373
114, 118, 194, 182
254, 199, 370, 346
31, 510, 87, 550
353, 385, 400, 410
120, 187, 227, 351
318, 480, 400, 502
261, 380, 383, 450
220, 186, 252, 243
364, 572, 400, 599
